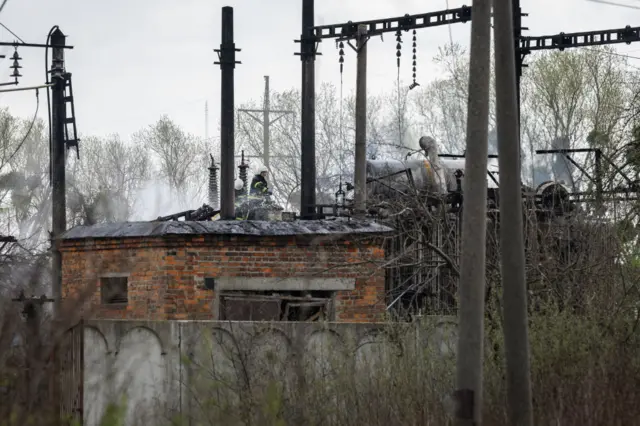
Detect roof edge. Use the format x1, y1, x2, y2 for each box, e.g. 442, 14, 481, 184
60, 219, 395, 241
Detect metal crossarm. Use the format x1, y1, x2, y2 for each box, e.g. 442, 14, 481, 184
312, 6, 471, 40
520, 25, 640, 51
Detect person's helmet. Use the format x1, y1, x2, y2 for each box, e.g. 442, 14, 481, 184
419, 136, 437, 152
259, 169, 268, 175
234, 179, 244, 190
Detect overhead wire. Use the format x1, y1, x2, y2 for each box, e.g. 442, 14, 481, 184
0, 87, 40, 171
0, 0, 9, 16
584, 48, 640, 61
445, 0, 455, 48
585, 0, 640, 9
0, 21, 23, 43
0, 20, 21, 72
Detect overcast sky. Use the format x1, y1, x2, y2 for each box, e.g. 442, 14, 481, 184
0, 0, 639, 141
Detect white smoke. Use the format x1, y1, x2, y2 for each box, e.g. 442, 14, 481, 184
403, 126, 421, 155
129, 181, 201, 221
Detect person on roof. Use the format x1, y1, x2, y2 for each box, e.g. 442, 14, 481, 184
250, 169, 270, 196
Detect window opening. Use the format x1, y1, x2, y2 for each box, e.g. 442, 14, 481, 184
100, 276, 128, 305
219, 290, 333, 321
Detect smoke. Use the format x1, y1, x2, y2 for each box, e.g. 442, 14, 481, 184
532, 164, 553, 187
551, 136, 574, 188
403, 126, 420, 154
487, 128, 499, 176
129, 180, 201, 221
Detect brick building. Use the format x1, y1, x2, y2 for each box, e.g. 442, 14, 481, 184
60, 219, 392, 323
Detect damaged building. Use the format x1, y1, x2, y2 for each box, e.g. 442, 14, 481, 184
60, 219, 392, 323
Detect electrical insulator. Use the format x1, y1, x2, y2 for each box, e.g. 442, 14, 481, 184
10, 48, 22, 79
411, 29, 418, 89
335, 182, 345, 206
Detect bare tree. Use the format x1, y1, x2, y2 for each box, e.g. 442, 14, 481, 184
67, 135, 151, 225
237, 83, 385, 210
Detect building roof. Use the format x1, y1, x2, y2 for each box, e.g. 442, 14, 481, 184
60, 219, 394, 240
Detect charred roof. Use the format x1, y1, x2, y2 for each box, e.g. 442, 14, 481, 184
60, 219, 394, 240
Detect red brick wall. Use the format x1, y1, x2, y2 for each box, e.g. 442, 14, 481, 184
61, 234, 386, 323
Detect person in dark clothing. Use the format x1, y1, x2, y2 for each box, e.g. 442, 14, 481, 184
250, 170, 269, 196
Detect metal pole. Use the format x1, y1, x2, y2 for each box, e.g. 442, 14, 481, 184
300, 0, 316, 219
453, 0, 491, 424
263, 76, 270, 169
218, 6, 237, 220
50, 28, 66, 318
595, 149, 603, 210
494, 0, 534, 424
354, 24, 368, 214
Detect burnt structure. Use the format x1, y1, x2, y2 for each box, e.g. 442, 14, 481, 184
325, 136, 635, 318
144, 4, 640, 320
290, 1, 640, 319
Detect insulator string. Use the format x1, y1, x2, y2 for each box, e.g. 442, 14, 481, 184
337, 41, 346, 183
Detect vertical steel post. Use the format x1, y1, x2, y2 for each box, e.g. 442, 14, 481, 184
595, 149, 603, 209
217, 6, 239, 220
50, 28, 66, 318
299, 0, 316, 219
354, 25, 368, 214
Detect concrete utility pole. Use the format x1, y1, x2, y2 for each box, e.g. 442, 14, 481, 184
354, 25, 368, 214
238, 76, 293, 169
215, 6, 240, 220
494, 0, 534, 424
50, 28, 66, 318
453, 0, 492, 424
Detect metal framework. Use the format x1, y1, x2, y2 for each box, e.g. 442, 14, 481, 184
536, 148, 639, 204
312, 7, 472, 40
521, 25, 640, 51
295, 1, 640, 218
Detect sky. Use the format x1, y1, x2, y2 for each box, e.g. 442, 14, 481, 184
0, 0, 639, 142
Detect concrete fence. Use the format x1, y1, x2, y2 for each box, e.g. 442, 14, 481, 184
83, 318, 458, 425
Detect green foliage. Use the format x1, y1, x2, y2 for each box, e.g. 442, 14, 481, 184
261, 381, 286, 426
99, 397, 128, 426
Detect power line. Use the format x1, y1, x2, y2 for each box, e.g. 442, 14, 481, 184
0, 88, 40, 171
580, 47, 640, 60
585, 0, 640, 10
580, 47, 640, 69
0, 21, 23, 43
0, 0, 9, 15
